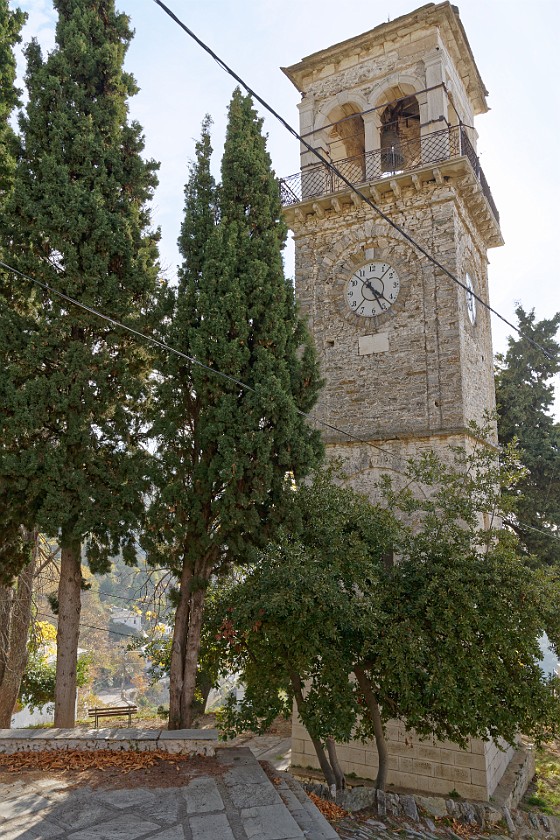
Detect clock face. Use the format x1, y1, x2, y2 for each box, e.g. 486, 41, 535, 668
465, 272, 476, 325
345, 261, 400, 317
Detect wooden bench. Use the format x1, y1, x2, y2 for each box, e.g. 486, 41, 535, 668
88, 704, 138, 728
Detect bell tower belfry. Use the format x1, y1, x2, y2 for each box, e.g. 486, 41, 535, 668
281, 1, 503, 496
281, 2, 530, 803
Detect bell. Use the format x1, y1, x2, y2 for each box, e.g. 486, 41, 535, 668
380, 124, 404, 172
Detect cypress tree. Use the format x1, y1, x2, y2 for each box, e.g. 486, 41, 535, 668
0, 0, 25, 204
0, 0, 34, 728
0, 0, 160, 726
0, 0, 27, 585
145, 93, 323, 729
495, 306, 560, 565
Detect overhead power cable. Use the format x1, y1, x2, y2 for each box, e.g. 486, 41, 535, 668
0, 257, 411, 473
36, 611, 144, 641
1, 8, 555, 489
151, 0, 554, 363
504, 519, 560, 545
0, 259, 253, 396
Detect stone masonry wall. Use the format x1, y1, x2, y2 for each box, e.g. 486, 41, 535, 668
286, 1, 506, 808
292, 717, 514, 801
292, 183, 496, 449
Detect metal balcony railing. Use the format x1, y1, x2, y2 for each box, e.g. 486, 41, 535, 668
279, 125, 499, 224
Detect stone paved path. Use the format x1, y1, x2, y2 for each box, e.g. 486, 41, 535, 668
0, 747, 339, 840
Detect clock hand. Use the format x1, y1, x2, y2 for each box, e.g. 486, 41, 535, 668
364, 278, 391, 306
376, 267, 397, 304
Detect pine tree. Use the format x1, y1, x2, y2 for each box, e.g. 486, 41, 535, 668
144, 94, 323, 729
495, 306, 560, 565
0, 0, 161, 726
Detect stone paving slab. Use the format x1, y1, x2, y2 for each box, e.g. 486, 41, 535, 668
0, 745, 341, 840
150, 829, 185, 840
190, 811, 235, 839
67, 812, 161, 840
54, 801, 118, 831
0, 791, 54, 821
240, 803, 303, 839
183, 777, 225, 814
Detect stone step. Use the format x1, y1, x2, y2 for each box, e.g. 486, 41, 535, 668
0, 742, 342, 840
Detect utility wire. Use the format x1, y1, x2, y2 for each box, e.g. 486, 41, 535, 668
0, 257, 411, 472
151, 0, 554, 363
36, 611, 144, 641
1, 259, 553, 495
1, 8, 555, 489
0, 259, 254, 397
505, 519, 560, 545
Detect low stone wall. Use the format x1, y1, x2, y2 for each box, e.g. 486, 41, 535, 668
0, 727, 217, 756
292, 717, 520, 801
305, 782, 555, 838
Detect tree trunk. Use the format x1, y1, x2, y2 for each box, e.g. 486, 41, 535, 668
354, 666, 388, 791
0, 586, 10, 689
168, 562, 192, 730
192, 669, 213, 718
0, 545, 36, 728
179, 584, 207, 728
289, 670, 337, 793
327, 736, 346, 791
54, 540, 82, 728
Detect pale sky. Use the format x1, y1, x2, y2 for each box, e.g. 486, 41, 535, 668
10, 0, 560, 403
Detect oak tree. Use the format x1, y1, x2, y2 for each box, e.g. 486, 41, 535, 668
214, 440, 560, 790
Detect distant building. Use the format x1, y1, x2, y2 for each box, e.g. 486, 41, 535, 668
110, 607, 142, 632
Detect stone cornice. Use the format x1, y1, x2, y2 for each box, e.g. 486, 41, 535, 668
281, 2, 488, 115
282, 158, 504, 250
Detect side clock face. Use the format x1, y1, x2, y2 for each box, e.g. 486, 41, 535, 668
345, 261, 400, 317
465, 273, 476, 325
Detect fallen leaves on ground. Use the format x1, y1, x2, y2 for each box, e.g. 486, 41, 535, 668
0, 749, 192, 775
308, 791, 348, 821
434, 816, 483, 838
448, 818, 482, 838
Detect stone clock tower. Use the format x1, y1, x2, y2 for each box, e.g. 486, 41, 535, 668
281, 1, 502, 498
282, 2, 532, 803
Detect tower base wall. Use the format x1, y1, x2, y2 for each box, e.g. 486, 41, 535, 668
291, 716, 519, 801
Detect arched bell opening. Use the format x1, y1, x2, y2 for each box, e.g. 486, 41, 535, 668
379, 96, 420, 173
326, 104, 366, 186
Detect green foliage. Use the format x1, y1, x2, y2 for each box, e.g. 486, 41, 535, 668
211, 467, 399, 743
143, 94, 322, 725
145, 96, 322, 576
0, 0, 27, 586
524, 743, 560, 816
0, 0, 25, 199
19, 652, 89, 713
0, 0, 162, 575
495, 306, 560, 566
213, 437, 560, 756
0, 526, 34, 587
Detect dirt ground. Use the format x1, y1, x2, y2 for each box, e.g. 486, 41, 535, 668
0, 749, 228, 790
0, 713, 292, 792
